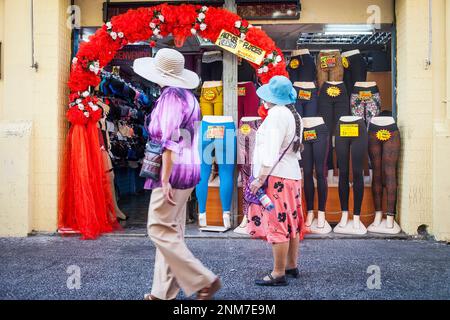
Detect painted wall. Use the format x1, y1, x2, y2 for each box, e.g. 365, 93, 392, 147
0, 0, 4, 118
396, 0, 450, 241
431, 0, 450, 241
74, 0, 394, 26
0, 0, 71, 236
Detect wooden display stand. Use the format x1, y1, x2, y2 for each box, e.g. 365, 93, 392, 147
205, 186, 243, 227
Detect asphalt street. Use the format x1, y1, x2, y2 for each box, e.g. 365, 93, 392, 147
0, 236, 449, 300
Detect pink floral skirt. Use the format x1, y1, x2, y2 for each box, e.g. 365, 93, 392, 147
247, 176, 305, 244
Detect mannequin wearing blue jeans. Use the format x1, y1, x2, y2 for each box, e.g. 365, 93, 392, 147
196, 116, 236, 228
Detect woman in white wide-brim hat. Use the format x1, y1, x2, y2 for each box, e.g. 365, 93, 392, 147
134, 48, 221, 300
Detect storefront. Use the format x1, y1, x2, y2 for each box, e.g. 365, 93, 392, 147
0, 0, 449, 241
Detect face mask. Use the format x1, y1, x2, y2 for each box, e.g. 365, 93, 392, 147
263, 102, 270, 110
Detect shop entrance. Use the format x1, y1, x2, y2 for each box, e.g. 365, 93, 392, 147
89, 22, 395, 236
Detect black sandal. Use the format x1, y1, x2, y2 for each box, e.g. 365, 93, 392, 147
285, 268, 300, 279
255, 273, 288, 287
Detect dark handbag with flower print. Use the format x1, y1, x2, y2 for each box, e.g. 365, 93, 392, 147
140, 141, 164, 180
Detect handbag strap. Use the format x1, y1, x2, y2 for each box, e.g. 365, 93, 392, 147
267, 135, 296, 177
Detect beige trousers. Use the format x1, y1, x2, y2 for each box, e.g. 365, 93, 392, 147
147, 187, 217, 299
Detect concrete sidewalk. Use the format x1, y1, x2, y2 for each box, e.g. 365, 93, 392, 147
0, 236, 449, 300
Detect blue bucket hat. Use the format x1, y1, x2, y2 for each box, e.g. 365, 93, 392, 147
256, 75, 297, 105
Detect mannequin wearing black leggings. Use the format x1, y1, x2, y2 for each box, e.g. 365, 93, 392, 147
301, 117, 332, 234
303, 123, 329, 212
334, 116, 368, 234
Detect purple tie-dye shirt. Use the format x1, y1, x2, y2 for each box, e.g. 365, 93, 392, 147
144, 87, 201, 190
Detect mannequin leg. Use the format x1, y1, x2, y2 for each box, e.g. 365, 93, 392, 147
368, 133, 383, 216
304, 92, 319, 117
316, 53, 327, 89
329, 52, 344, 82
383, 132, 401, 218
318, 94, 335, 170
109, 170, 127, 220
302, 142, 315, 224
215, 125, 236, 227
317, 211, 326, 228
313, 134, 329, 213
386, 215, 395, 228
350, 132, 368, 219
196, 122, 213, 226
335, 136, 351, 216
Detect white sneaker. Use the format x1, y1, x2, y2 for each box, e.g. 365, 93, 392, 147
223, 213, 231, 229
199, 214, 207, 227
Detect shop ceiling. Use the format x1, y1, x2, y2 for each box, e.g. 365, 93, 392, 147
263, 24, 393, 51
153, 24, 393, 52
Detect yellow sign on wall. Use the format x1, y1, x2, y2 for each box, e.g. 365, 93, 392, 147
215, 29, 266, 65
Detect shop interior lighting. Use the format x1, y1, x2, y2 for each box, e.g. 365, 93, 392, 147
324, 24, 375, 35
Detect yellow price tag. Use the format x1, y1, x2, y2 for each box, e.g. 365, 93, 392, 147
290, 58, 300, 69
376, 129, 391, 141
342, 57, 349, 68
298, 90, 312, 100
240, 124, 251, 135
359, 91, 373, 100
340, 124, 359, 137
304, 130, 317, 141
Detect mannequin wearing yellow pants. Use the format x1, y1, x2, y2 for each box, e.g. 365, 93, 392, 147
200, 81, 223, 116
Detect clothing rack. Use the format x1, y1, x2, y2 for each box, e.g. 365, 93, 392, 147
101, 70, 144, 96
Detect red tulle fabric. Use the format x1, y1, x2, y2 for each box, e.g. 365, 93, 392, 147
59, 108, 119, 239
59, 123, 103, 240
61, 4, 289, 240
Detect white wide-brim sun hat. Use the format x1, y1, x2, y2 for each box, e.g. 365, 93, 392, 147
133, 48, 200, 90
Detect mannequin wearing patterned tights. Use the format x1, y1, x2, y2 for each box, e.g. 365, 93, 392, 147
367, 116, 401, 234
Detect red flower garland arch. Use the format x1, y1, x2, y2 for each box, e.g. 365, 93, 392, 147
60, 4, 289, 239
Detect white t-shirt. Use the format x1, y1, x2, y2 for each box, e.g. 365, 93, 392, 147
252, 105, 303, 181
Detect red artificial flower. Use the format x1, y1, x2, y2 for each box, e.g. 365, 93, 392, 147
67, 107, 89, 125
149, 41, 156, 47
67, 4, 288, 118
